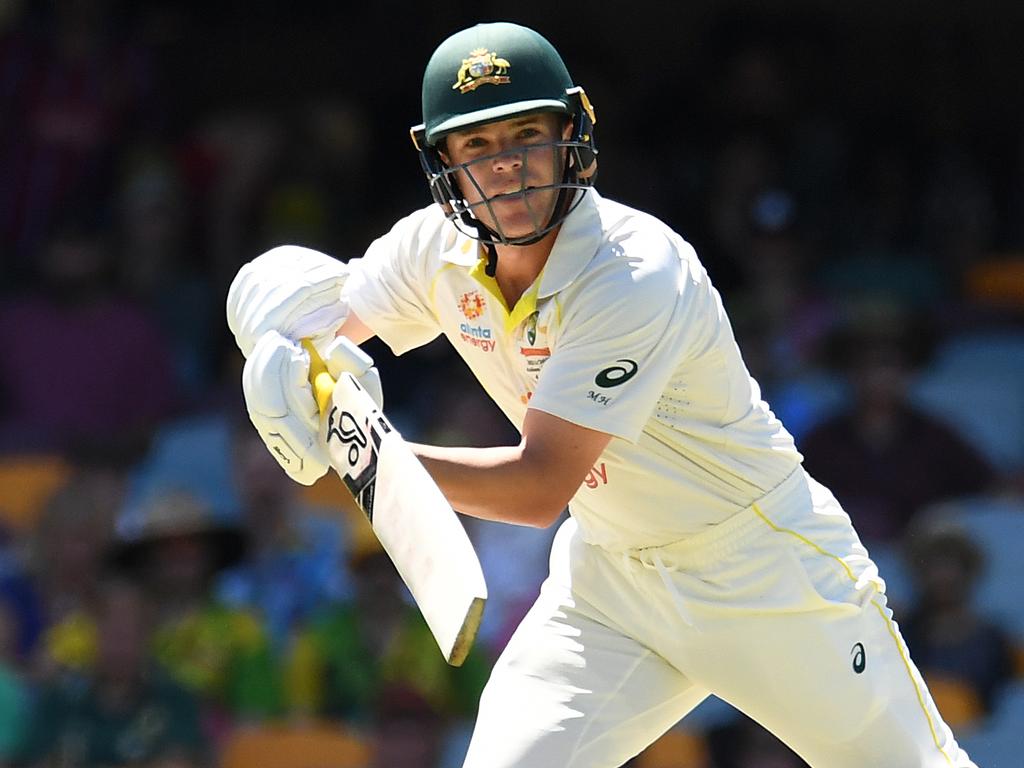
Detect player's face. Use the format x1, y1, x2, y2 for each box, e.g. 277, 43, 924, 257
442, 113, 572, 240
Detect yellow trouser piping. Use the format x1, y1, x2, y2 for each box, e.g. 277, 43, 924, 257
751, 503, 955, 768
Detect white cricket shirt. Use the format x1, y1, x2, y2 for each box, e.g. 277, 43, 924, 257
343, 190, 802, 549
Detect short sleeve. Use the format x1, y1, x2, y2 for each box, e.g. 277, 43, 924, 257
343, 208, 445, 356
529, 234, 709, 443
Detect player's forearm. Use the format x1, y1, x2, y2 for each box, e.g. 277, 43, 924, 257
410, 442, 566, 528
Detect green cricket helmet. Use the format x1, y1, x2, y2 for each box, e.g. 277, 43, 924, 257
410, 22, 598, 262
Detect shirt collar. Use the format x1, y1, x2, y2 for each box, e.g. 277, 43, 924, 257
537, 189, 603, 299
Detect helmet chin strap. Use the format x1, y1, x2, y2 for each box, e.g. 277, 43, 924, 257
485, 242, 499, 277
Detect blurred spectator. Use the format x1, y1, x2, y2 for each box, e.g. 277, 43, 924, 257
800, 300, 995, 545
191, 111, 285, 292
920, 148, 997, 299
114, 141, 218, 400
0, 207, 178, 455
705, 133, 784, 289
108, 491, 281, 731
899, 511, 1016, 724
18, 573, 207, 767
369, 683, 445, 768
253, 96, 376, 255
217, 425, 352, 652
0, 0, 159, 281
31, 472, 117, 678
216, 425, 355, 718
0, 524, 45, 667
0, 585, 31, 761
288, 548, 488, 727
728, 188, 835, 393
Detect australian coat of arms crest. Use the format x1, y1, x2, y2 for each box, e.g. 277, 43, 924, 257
453, 48, 511, 93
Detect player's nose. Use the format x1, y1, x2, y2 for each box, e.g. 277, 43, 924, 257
491, 146, 524, 174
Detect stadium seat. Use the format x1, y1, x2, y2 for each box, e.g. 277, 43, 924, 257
634, 727, 710, 768
955, 499, 1024, 641
911, 331, 1024, 472
959, 681, 1024, 766
218, 722, 371, 768
924, 674, 985, 729
120, 414, 241, 525
0, 454, 70, 532
965, 255, 1024, 311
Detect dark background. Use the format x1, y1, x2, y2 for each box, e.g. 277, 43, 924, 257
1, 2, 1022, 766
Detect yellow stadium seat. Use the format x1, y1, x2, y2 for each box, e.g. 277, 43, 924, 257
634, 728, 710, 768
1014, 642, 1024, 679
925, 674, 985, 730
965, 254, 1024, 309
219, 721, 371, 768
0, 454, 70, 532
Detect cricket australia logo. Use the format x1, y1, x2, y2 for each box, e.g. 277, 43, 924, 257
525, 311, 538, 346
453, 48, 511, 93
518, 311, 550, 378
458, 290, 486, 320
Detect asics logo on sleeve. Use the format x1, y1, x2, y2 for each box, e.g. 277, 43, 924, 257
851, 642, 866, 674
595, 359, 638, 388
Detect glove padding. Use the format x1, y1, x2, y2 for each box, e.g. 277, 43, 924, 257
321, 335, 384, 410
227, 245, 350, 357
243, 331, 383, 486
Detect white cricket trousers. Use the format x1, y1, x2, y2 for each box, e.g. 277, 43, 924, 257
462, 468, 976, 768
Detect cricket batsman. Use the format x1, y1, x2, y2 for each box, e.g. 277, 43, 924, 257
227, 21, 978, 768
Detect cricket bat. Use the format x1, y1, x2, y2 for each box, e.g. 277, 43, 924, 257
301, 340, 487, 666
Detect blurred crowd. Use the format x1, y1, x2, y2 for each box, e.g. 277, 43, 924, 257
1, 1, 1023, 766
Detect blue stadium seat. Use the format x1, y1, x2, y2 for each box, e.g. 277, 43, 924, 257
119, 413, 241, 532
910, 331, 1024, 472
959, 681, 1024, 766
956, 499, 1024, 641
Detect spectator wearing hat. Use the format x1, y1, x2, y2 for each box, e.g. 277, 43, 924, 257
899, 510, 1016, 724
108, 491, 282, 735
31, 473, 116, 679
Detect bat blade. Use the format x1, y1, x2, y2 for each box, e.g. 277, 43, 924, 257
319, 370, 487, 666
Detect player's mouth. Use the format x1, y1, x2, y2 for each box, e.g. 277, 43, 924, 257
488, 185, 542, 204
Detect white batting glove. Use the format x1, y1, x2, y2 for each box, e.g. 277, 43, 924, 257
243, 330, 329, 485
227, 245, 350, 357
242, 332, 385, 486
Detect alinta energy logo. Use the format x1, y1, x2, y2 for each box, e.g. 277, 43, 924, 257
458, 291, 486, 320
458, 290, 495, 352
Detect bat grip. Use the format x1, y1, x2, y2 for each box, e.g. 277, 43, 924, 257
301, 338, 335, 414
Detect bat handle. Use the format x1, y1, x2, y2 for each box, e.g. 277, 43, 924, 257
301, 338, 335, 414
